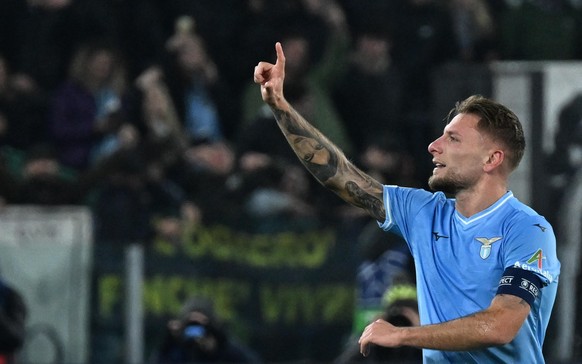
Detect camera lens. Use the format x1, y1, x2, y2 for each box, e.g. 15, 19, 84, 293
183, 324, 206, 339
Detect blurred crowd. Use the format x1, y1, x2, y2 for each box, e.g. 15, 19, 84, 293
0, 0, 581, 244
1, 0, 581, 362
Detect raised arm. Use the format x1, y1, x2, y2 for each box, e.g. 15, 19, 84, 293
254, 42, 385, 221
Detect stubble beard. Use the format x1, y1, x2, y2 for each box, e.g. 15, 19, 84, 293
428, 173, 470, 195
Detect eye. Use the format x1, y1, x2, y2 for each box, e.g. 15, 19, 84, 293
314, 143, 324, 150
448, 135, 459, 142
303, 153, 314, 162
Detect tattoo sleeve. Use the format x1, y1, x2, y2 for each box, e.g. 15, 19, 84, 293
271, 106, 386, 221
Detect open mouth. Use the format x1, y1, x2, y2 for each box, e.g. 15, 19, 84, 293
432, 161, 446, 173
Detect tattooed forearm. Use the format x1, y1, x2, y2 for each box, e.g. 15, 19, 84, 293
273, 107, 327, 143
270, 104, 385, 219
307, 158, 339, 183
272, 108, 289, 127
272, 107, 342, 184
345, 181, 385, 220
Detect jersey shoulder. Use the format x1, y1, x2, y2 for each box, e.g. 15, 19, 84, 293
504, 196, 554, 233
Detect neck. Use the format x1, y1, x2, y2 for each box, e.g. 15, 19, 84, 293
454, 181, 508, 218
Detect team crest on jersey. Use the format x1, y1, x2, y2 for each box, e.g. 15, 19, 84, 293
475, 236, 502, 259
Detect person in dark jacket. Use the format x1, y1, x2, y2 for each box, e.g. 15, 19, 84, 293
0, 277, 27, 364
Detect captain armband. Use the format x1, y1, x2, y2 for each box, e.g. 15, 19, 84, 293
496, 267, 543, 306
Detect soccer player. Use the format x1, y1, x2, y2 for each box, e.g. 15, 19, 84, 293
253, 42, 560, 363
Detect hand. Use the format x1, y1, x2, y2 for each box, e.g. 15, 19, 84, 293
358, 319, 403, 357
118, 123, 139, 149
254, 42, 286, 109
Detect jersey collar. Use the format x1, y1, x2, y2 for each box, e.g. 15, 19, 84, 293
453, 191, 514, 226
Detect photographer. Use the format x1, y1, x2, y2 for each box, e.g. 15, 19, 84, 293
153, 297, 261, 363
335, 284, 422, 364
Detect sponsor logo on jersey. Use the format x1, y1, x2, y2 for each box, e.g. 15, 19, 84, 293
513, 261, 554, 282
527, 248, 545, 269
475, 236, 502, 259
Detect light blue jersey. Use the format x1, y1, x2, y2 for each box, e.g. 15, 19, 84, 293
378, 186, 560, 363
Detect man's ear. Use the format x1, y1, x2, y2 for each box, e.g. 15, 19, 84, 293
483, 150, 504, 172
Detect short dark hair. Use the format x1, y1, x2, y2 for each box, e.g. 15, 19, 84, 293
450, 95, 526, 171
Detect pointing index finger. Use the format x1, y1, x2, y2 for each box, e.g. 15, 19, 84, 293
275, 42, 285, 67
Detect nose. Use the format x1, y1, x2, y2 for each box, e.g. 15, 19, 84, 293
428, 136, 442, 155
